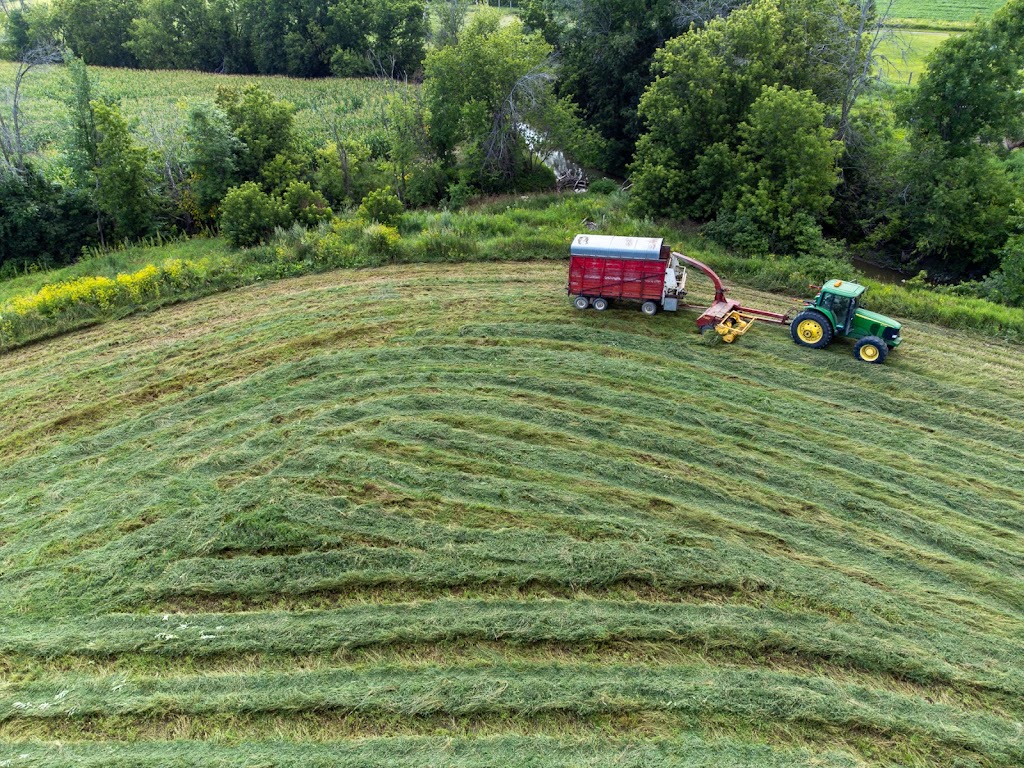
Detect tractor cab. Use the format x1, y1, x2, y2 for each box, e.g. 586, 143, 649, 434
791, 280, 903, 363
815, 281, 864, 334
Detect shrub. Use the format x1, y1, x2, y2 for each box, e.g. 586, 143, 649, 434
362, 223, 401, 260
412, 229, 480, 262
443, 181, 476, 210
358, 187, 404, 226
283, 182, 333, 228
220, 183, 288, 248
587, 178, 619, 195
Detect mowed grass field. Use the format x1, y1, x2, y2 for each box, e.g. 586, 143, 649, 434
1, 261, 1024, 766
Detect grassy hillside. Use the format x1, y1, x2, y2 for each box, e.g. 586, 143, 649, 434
2, 261, 1024, 766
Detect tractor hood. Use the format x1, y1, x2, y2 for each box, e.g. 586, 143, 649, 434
855, 307, 901, 331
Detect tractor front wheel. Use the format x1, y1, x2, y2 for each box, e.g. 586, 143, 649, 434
790, 310, 833, 349
853, 336, 888, 364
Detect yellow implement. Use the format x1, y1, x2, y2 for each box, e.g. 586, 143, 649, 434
715, 310, 756, 343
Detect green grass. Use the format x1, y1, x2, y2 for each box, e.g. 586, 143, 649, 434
888, 0, 1006, 22
2, 244, 1024, 765
876, 29, 954, 83
0, 61, 395, 163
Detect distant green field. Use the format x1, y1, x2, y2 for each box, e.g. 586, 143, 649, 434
889, 0, 1005, 22
0, 62, 397, 158
1, 251, 1024, 765
877, 29, 953, 83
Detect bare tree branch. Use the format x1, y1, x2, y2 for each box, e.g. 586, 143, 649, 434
675, 0, 748, 29
832, 0, 899, 141
481, 65, 556, 179
0, 44, 62, 177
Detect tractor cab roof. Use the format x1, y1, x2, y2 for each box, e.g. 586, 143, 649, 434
820, 280, 866, 299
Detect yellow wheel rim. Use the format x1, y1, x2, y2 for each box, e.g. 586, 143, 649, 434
797, 319, 824, 344
860, 344, 879, 361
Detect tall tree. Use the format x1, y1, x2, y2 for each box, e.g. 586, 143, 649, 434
715, 85, 843, 255
0, 44, 61, 177
127, 0, 226, 71
424, 11, 594, 190
555, 0, 680, 173
215, 83, 296, 181
55, 0, 141, 66
904, 0, 1024, 149
92, 100, 159, 241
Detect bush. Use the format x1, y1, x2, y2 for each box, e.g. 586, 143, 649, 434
513, 162, 556, 193
410, 228, 480, 262
283, 181, 333, 228
357, 187, 404, 226
220, 182, 287, 248
443, 181, 476, 210
404, 160, 450, 208
362, 223, 401, 260
587, 178, 619, 195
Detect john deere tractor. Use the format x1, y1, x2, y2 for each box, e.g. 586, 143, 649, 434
790, 280, 902, 363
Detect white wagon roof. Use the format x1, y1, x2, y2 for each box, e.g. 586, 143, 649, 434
570, 234, 664, 261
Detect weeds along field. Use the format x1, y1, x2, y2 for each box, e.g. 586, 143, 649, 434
1, 260, 1024, 766
0, 62, 393, 153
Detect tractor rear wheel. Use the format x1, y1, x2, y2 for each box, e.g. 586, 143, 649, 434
790, 310, 833, 349
573, 296, 589, 310
853, 336, 888, 364
641, 301, 658, 316
592, 297, 609, 311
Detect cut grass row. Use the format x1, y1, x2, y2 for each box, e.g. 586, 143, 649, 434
0, 735, 862, 768
2, 662, 1021, 765
1, 600, 1020, 704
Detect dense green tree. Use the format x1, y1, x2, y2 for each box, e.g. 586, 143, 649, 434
1, 8, 33, 57
215, 84, 296, 181
904, 0, 1024, 148
328, 0, 426, 77
184, 104, 241, 222
424, 12, 592, 192
91, 100, 159, 241
55, 0, 140, 66
232, 0, 332, 76
219, 181, 286, 246
901, 140, 1015, 272
127, 0, 227, 70
711, 85, 842, 255
283, 180, 332, 226
0, 170, 98, 270
629, 0, 869, 247
555, 0, 680, 173
63, 56, 99, 187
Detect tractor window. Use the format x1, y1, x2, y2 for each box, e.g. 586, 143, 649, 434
820, 293, 853, 330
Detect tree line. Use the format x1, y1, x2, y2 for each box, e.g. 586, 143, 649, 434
2, 0, 1023, 306
2, 0, 426, 76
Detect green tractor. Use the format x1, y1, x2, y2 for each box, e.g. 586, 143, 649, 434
790, 280, 902, 363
